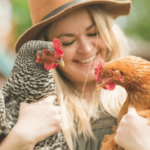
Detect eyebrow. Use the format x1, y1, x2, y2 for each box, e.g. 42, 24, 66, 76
86, 23, 95, 31
57, 23, 95, 38
58, 33, 74, 38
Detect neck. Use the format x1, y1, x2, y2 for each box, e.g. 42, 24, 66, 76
72, 80, 96, 103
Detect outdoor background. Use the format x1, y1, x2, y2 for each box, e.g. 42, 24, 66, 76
0, 0, 150, 87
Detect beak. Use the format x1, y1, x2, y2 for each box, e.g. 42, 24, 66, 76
58, 59, 65, 67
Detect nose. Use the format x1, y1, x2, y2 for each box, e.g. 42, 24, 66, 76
77, 37, 93, 54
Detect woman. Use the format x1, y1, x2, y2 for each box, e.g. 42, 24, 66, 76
1, 0, 150, 150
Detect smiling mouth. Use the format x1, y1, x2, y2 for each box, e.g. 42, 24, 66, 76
77, 54, 97, 64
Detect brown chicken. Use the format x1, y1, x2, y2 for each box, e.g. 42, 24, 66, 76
95, 56, 150, 150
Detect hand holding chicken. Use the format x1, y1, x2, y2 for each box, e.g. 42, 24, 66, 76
115, 107, 150, 150
0, 38, 68, 150
95, 56, 150, 150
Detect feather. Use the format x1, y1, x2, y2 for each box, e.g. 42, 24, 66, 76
0, 39, 69, 150
96, 56, 150, 150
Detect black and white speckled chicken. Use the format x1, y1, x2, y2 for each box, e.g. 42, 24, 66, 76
0, 38, 69, 149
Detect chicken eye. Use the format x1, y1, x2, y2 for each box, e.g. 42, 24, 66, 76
45, 50, 51, 56
105, 71, 113, 77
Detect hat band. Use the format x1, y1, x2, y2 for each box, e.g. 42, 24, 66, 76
41, 0, 87, 21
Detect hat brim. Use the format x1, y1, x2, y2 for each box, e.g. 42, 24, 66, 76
15, 0, 131, 52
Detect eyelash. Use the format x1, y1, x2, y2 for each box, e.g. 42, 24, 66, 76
87, 31, 99, 36
62, 40, 75, 46
62, 31, 99, 46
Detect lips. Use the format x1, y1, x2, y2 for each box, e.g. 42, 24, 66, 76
76, 53, 98, 64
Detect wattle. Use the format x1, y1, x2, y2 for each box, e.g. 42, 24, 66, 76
44, 62, 58, 71
103, 82, 116, 90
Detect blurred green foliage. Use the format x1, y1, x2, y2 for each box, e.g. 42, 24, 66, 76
11, 0, 150, 42
123, 0, 150, 41
11, 0, 32, 40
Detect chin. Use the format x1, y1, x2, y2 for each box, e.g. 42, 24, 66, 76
83, 73, 95, 82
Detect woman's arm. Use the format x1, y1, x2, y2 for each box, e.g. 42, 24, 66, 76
0, 95, 62, 150
114, 108, 150, 150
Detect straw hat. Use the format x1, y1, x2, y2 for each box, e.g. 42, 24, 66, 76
15, 0, 131, 52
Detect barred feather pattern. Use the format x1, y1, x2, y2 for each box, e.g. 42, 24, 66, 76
0, 40, 69, 150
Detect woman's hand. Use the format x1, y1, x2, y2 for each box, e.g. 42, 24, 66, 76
16, 95, 62, 144
0, 95, 62, 150
114, 108, 150, 150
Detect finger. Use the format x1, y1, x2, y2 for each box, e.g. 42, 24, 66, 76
56, 114, 62, 122
56, 122, 62, 132
114, 134, 122, 146
55, 106, 61, 114
20, 102, 30, 109
43, 95, 57, 104
60, 122, 63, 128
127, 107, 138, 115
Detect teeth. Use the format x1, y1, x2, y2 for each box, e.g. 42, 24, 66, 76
78, 55, 96, 64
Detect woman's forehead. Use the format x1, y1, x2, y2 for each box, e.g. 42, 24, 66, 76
48, 8, 95, 37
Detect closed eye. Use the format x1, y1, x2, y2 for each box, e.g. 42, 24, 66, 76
87, 31, 99, 37
105, 71, 113, 77
62, 40, 75, 46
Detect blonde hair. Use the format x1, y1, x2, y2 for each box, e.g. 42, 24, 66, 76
85, 5, 128, 116
38, 5, 130, 150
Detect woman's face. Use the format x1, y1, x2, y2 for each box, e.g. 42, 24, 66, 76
48, 8, 108, 85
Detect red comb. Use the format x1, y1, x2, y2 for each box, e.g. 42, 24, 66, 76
53, 38, 64, 57
95, 59, 104, 83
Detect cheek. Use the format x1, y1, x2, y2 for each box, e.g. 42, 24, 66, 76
62, 47, 75, 63
98, 37, 107, 49
97, 39, 108, 60
59, 46, 77, 77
